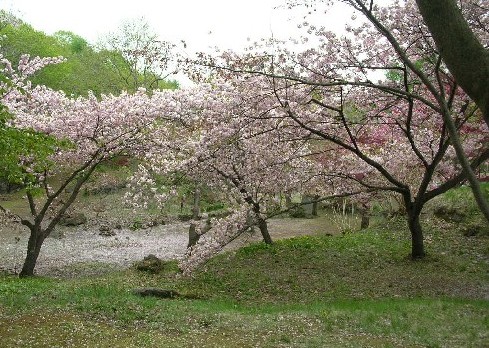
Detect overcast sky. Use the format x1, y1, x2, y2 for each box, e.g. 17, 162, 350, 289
0, 0, 359, 85
0, 0, 354, 52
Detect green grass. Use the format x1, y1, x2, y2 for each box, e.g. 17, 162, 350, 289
1, 223, 488, 347
426, 182, 489, 237
0, 184, 488, 347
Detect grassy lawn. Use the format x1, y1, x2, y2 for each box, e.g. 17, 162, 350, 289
1, 217, 488, 347
0, 183, 488, 347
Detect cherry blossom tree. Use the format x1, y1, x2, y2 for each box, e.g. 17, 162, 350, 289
0, 53, 177, 276
185, 0, 488, 259
126, 82, 329, 272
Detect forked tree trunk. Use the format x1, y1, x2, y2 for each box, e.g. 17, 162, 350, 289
16, 159, 101, 277
19, 226, 45, 277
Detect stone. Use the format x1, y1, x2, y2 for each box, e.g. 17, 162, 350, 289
433, 205, 465, 223
134, 254, 163, 274
59, 212, 87, 226
99, 225, 116, 237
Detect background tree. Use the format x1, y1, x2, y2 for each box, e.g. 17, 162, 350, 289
0, 13, 120, 95
0, 11, 178, 97
100, 18, 178, 92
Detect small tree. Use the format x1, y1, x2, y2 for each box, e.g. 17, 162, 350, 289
0, 53, 175, 276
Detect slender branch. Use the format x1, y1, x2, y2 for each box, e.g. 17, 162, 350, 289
402, 64, 429, 168
26, 191, 38, 217
423, 148, 489, 202
281, 100, 409, 193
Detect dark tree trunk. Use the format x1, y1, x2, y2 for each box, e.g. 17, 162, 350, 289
416, 0, 489, 127
187, 186, 201, 248
407, 210, 425, 259
312, 195, 319, 216
360, 213, 370, 230
257, 216, 272, 244
19, 226, 44, 277
187, 224, 200, 249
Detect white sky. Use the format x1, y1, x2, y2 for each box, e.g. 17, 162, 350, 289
0, 0, 354, 52
0, 0, 358, 85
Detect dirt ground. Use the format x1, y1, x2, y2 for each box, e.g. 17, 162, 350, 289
0, 213, 347, 278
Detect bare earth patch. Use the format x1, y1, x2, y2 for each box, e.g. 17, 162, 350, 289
0, 215, 342, 278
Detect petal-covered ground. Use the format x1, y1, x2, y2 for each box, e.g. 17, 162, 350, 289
0, 215, 342, 278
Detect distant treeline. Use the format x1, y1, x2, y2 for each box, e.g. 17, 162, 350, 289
0, 10, 178, 97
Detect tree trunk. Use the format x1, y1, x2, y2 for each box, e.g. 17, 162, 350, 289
187, 224, 200, 248
416, 0, 489, 127
285, 194, 292, 208
407, 210, 425, 259
312, 195, 319, 216
257, 216, 272, 244
19, 226, 44, 277
359, 203, 370, 229
360, 213, 370, 229
187, 185, 201, 248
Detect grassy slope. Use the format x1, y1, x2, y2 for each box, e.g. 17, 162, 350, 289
0, 221, 488, 347
0, 184, 488, 347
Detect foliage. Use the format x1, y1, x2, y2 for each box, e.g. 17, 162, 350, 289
99, 17, 178, 92
0, 12, 177, 96
0, 121, 65, 187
